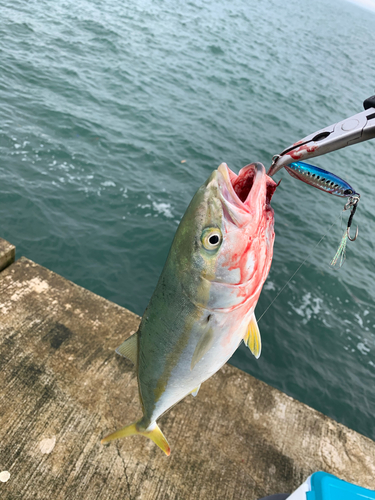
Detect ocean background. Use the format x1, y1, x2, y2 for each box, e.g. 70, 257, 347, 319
1, 0, 374, 440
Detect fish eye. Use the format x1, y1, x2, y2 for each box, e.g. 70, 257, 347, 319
209, 234, 219, 245
201, 228, 222, 251
344, 189, 353, 195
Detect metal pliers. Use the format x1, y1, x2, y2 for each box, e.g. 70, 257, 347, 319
268, 95, 375, 177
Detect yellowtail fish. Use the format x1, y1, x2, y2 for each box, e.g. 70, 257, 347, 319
102, 162, 278, 455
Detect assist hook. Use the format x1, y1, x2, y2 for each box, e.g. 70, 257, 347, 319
345, 195, 360, 241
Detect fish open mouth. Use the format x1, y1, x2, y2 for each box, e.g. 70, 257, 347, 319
217, 162, 277, 211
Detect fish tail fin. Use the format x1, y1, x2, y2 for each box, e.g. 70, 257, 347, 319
144, 422, 171, 456
101, 420, 171, 456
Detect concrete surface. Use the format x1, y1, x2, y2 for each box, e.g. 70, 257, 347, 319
0, 251, 374, 500
0, 238, 15, 272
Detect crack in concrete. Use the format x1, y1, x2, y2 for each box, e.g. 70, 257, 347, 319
106, 392, 133, 500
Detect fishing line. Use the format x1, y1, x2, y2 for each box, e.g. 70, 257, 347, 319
257, 215, 341, 323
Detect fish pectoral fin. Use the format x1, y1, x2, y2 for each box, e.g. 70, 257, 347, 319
191, 384, 201, 397
191, 327, 214, 370
101, 420, 171, 456
115, 332, 138, 365
244, 314, 262, 359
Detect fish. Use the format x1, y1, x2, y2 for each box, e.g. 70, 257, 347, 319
285, 161, 358, 198
101, 162, 278, 455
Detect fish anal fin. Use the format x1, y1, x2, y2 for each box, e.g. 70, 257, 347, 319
101, 420, 170, 456
115, 332, 138, 365
191, 384, 201, 397
244, 314, 262, 359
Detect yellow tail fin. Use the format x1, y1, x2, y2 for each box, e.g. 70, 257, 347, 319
101, 420, 171, 456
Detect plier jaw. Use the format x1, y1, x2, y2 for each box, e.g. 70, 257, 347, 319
268, 95, 375, 177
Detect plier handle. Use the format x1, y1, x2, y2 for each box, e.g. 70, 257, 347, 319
268, 95, 375, 177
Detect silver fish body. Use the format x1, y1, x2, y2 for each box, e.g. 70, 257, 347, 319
102, 162, 277, 454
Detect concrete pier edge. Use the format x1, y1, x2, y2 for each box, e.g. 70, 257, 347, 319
0, 238, 15, 272
0, 237, 374, 499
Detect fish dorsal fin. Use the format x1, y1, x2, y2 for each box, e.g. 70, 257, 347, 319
115, 332, 138, 365
244, 314, 261, 359
191, 385, 201, 397
191, 327, 214, 370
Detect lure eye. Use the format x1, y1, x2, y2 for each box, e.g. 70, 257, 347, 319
201, 228, 223, 251
344, 189, 353, 195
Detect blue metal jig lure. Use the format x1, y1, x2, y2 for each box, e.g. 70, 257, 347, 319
285, 161, 358, 198
284, 161, 360, 267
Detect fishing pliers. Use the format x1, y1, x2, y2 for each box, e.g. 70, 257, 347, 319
268, 95, 375, 177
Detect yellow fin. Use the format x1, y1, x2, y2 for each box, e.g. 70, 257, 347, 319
191, 384, 201, 397
101, 420, 171, 456
191, 327, 214, 370
115, 332, 138, 365
244, 314, 261, 359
